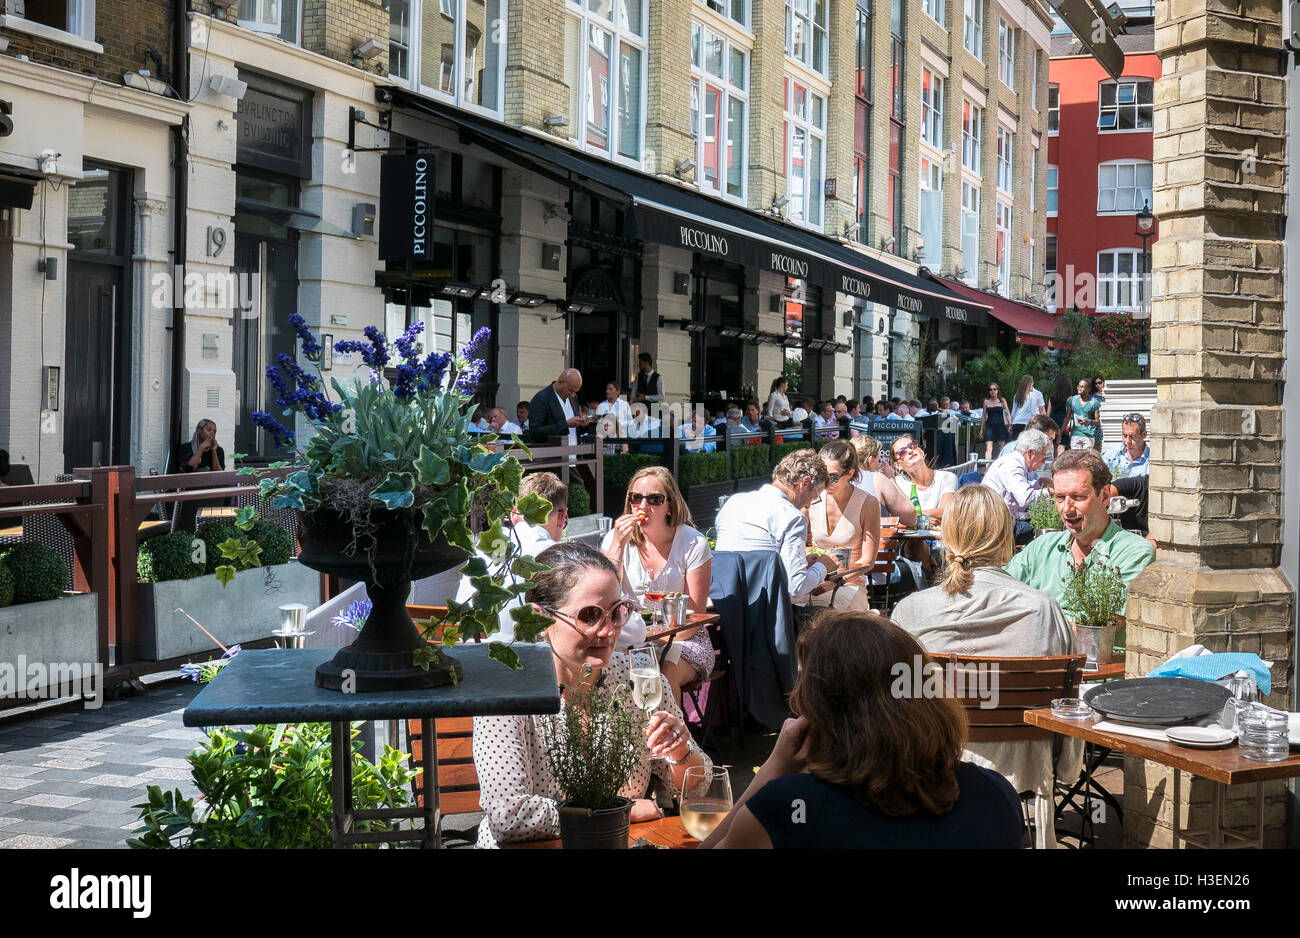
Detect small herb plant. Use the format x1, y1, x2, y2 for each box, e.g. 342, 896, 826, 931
1027, 493, 1064, 531
1060, 557, 1127, 628
542, 666, 645, 810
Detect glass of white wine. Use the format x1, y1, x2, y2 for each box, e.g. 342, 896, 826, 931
680, 765, 732, 842
628, 644, 663, 715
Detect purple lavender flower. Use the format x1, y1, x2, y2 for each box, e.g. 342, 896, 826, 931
223, 644, 241, 660
234, 742, 248, 755
394, 363, 420, 400
461, 326, 491, 363
454, 357, 489, 394
179, 662, 203, 682
287, 312, 324, 359
331, 599, 372, 632
418, 351, 452, 392
251, 411, 296, 448
394, 320, 426, 366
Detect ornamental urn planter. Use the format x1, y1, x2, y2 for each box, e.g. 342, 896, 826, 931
296, 508, 468, 692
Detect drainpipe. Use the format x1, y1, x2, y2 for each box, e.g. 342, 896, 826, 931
168, 0, 189, 465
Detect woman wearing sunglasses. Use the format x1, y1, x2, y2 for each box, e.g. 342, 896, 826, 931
980, 384, 1011, 460
601, 467, 712, 700
473, 542, 711, 847
804, 441, 879, 610
889, 435, 958, 525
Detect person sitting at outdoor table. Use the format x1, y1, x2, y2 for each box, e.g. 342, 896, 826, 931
624, 402, 663, 454
1025, 414, 1063, 460
601, 467, 712, 701
714, 449, 840, 605
452, 472, 573, 643
1064, 378, 1102, 451
174, 419, 228, 531
889, 434, 958, 524
701, 610, 1024, 848
767, 377, 793, 426
678, 410, 717, 453
980, 429, 1054, 545
740, 401, 768, 433
487, 407, 523, 437
849, 435, 917, 526
473, 543, 711, 848
875, 401, 891, 418
1006, 449, 1156, 607
802, 441, 879, 611
891, 485, 1076, 849
1104, 413, 1150, 478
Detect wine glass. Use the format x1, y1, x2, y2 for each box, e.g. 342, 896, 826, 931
627, 643, 663, 716
681, 765, 733, 841
642, 569, 667, 630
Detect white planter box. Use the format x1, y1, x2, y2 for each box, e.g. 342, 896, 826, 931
137, 561, 322, 661
0, 592, 99, 699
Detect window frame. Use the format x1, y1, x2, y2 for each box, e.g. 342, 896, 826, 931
995, 199, 1012, 294
784, 75, 827, 231
962, 99, 983, 176
1096, 248, 1145, 311
922, 0, 945, 28
786, 0, 829, 75
921, 68, 945, 150
1098, 78, 1155, 132
239, 0, 283, 33
961, 181, 980, 285
1048, 83, 1060, 134
998, 21, 1015, 90
1046, 163, 1058, 216
1096, 159, 1154, 214
691, 21, 750, 204
996, 126, 1013, 193
389, 0, 510, 118
963, 0, 983, 59
918, 151, 944, 269
564, 0, 649, 166
856, 0, 873, 102
698, 0, 750, 29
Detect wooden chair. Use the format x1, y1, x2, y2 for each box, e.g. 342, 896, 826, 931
680, 620, 728, 749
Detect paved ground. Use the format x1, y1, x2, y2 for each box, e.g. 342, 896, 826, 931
0, 681, 1123, 849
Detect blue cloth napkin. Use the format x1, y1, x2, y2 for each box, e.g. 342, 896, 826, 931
1145, 652, 1271, 696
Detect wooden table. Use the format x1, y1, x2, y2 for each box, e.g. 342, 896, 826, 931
1081, 661, 1125, 682
646, 611, 720, 643
1025, 707, 1300, 848
505, 816, 699, 849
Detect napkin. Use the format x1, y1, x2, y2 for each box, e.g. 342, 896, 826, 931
1144, 652, 1272, 696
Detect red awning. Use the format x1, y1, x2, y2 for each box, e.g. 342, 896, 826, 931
933, 277, 1062, 346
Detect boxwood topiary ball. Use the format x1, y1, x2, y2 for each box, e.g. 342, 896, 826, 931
250, 520, 293, 567
0, 543, 68, 604
0, 559, 13, 608
138, 531, 207, 583
196, 522, 243, 573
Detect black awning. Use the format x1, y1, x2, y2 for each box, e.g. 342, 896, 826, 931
389, 93, 991, 324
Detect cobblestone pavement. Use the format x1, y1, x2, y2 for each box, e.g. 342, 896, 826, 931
0, 682, 205, 849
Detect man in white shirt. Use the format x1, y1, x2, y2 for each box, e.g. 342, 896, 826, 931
453, 472, 568, 643
980, 428, 1053, 544
487, 407, 523, 437
714, 449, 840, 604
628, 352, 665, 405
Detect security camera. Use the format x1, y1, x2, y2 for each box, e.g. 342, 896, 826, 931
38, 150, 61, 176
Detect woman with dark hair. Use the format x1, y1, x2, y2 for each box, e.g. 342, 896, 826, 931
1009, 375, 1045, 437
1091, 375, 1107, 451
766, 377, 792, 425
472, 541, 712, 847
805, 440, 879, 610
702, 610, 1024, 848
980, 383, 1011, 459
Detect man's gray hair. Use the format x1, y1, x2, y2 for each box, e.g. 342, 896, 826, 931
1015, 428, 1053, 456
726, 407, 742, 420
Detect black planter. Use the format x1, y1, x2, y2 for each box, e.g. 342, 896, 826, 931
683, 480, 735, 529
557, 798, 632, 849
296, 508, 468, 692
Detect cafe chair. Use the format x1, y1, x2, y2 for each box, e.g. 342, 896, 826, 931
939, 651, 1086, 849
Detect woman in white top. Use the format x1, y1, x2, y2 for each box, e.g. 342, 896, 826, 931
472, 542, 711, 847
888, 435, 958, 523
1009, 375, 1047, 435
767, 377, 793, 426
890, 486, 1076, 848
601, 466, 713, 701
804, 441, 878, 610
849, 435, 917, 527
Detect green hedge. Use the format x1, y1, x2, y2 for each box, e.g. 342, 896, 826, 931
679, 452, 730, 487
0, 543, 67, 605
196, 518, 294, 574
730, 442, 772, 480
772, 440, 823, 464
567, 480, 591, 518
138, 531, 207, 583
0, 559, 12, 608
603, 453, 661, 489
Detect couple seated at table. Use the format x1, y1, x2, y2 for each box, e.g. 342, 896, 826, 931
473, 540, 1025, 848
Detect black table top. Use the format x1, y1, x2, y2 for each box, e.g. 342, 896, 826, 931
182, 645, 561, 726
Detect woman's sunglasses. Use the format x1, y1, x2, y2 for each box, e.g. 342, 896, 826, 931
893, 442, 921, 460
542, 600, 635, 636
826, 472, 847, 485
628, 492, 667, 507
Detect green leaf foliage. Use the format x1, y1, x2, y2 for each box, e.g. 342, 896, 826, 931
234, 506, 258, 531
0, 559, 13, 608
542, 668, 645, 810
214, 565, 237, 588
370, 471, 417, 510
515, 491, 553, 526
1028, 494, 1064, 531
730, 441, 772, 479
1060, 557, 1128, 628
566, 479, 591, 518
0, 543, 67, 604
679, 451, 730, 487
137, 532, 207, 583
509, 604, 555, 643
603, 452, 661, 488
488, 642, 521, 671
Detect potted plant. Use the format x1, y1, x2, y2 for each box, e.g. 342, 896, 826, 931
135, 520, 320, 660
1027, 494, 1064, 534
239, 316, 551, 692
1060, 557, 1127, 668
542, 668, 645, 849
0, 544, 97, 684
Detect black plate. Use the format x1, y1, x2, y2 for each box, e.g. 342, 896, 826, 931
1082, 677, 1230, 726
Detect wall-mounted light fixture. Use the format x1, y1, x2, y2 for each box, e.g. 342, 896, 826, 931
207, 74, 248, 101
541, 242, 562, 269
352, 38, 385, 63
351, 202, 376, 237
672, 272, 690, 294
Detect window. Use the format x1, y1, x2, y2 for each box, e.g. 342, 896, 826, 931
1031, 53, 1038, 110
239, 0, 300, 42
889, 120, 903, 251
921, 70, 944, 149
1046, 234, 1057, 272
1030, 155, 1036, 211
961, 182, 980, 285
919, 154, 943, 269
856, 0, 873, 100
565, 1, 646, 162
1047, 164, 1058, 215
784, 77, 826, 228
1045, 234, 1057, 310
890, 0, 904, 119
922, 0, 944, 27
1048, 84, 1059, 133
786, 0, 828, 74
691, 23, 748, 200
962, 100, 982, 174
854, 154, 869, 243
392, 1, 506, 113
701, 0, 748, 27
1097, 248, 1145, 310
1099, 79, 1154, 131
996, 126, 1013, 192
998, 21, 1014, 89
964, 0, 983, 58
1097, 160, 1153, 213
995, 201, 1012, 293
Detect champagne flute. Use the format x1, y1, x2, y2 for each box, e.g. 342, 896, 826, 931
681, 764, 733, 841
628, 643, 663, 715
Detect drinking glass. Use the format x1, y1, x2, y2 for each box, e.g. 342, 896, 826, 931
680, 765, 733, 841
1238, 706, 1289, 763
643, 570, 667, 629
627, 643, 663, 716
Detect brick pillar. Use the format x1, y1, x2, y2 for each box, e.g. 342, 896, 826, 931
1123, 0, 1293, 848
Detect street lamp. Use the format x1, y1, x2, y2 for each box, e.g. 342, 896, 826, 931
1134, 200, 1155, 377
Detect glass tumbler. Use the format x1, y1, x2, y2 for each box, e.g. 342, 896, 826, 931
1238, 706, 1290, 763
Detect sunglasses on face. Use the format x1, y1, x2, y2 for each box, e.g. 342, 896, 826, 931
542, 600, 636, 636
893, 443, 921, 459
628, 492, 667, 507
827, 472, 847, 485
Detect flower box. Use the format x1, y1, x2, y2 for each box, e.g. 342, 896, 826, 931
0, 592, 99, 696
136, 561, 322, 661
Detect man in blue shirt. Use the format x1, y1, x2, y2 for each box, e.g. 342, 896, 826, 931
1104, 414, 1151, 478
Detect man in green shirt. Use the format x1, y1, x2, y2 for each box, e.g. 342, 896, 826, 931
1006, 449, 1155, 608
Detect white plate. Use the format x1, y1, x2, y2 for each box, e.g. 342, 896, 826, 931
1165, 725, 1236, 748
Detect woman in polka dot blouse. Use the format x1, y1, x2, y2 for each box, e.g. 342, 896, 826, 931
473, 542, 712, 847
